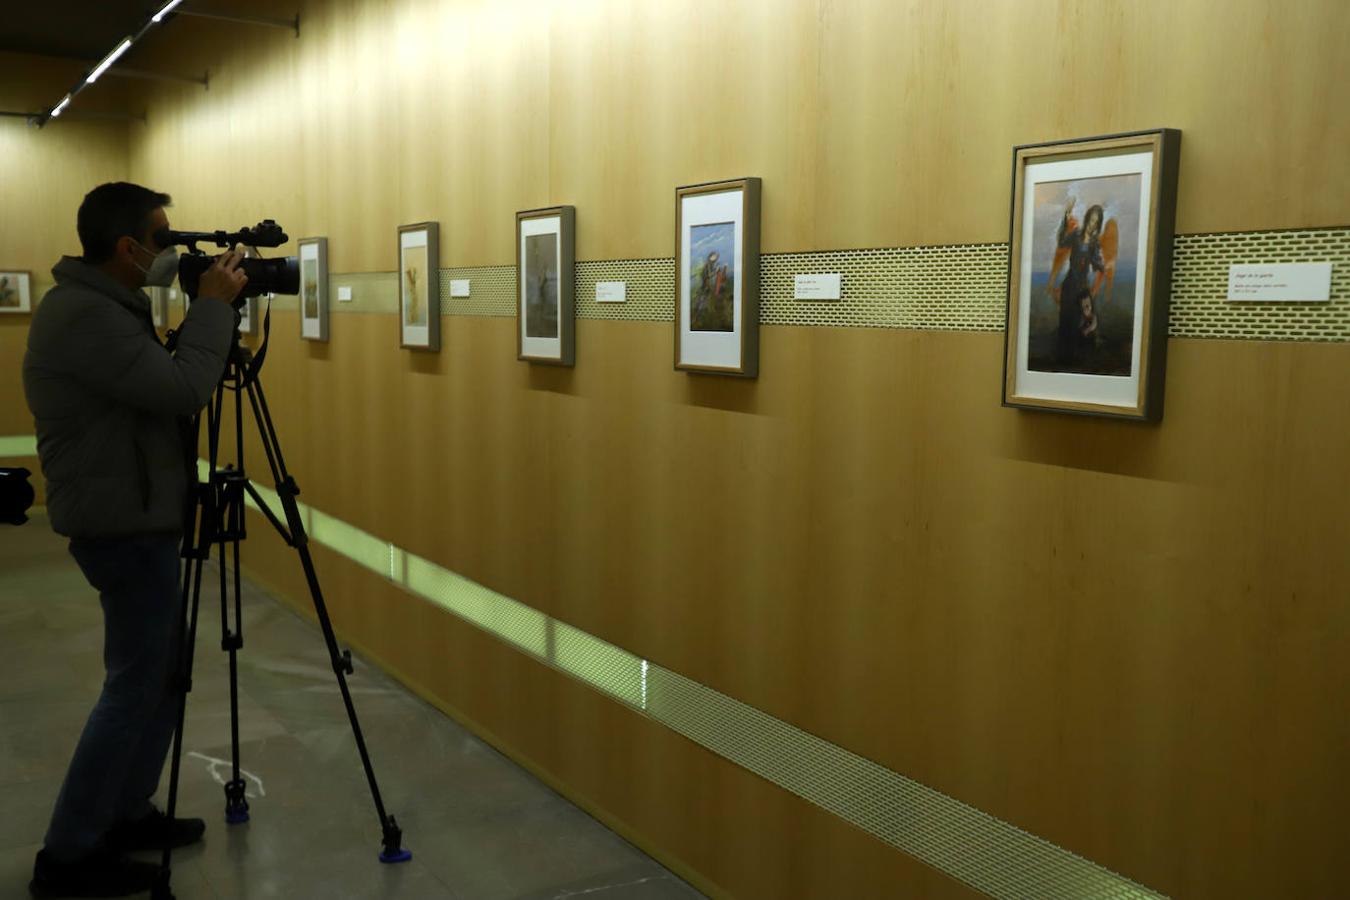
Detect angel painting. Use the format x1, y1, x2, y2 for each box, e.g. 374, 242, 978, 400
1028, 175, 1140, 377
689, 222, 735, 332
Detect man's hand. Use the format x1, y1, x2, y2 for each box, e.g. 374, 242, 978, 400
197, 250, 248, 304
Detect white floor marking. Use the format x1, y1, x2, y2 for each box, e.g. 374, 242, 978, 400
187, 751, 268, 799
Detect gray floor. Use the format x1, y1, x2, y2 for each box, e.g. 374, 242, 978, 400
0, 513, 704, 900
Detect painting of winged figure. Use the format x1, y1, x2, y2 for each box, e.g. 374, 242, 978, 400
1027, 174, 1140, 377
689, 222, 735, 332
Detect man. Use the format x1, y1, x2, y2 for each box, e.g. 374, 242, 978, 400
22, 182, 247, 898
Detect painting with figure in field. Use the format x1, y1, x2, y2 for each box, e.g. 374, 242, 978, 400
0, 271, 30, 312
1027, 173, 1141, 377
302, 258, 319, 320
525, 232, 559, 338
689, 222, 735, 332
402, 244, 428, 327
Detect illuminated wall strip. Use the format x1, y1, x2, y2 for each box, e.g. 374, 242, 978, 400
207, 461, 1166, 900
0, 435, 39, 457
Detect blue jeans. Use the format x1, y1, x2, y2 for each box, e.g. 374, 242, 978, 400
45, 534, 184, 861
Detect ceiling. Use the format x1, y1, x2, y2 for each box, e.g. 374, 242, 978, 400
0, 2, 169, 63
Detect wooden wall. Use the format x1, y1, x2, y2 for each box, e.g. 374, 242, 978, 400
125, 0, 1348, 267
0, 53, 128, 483
3, 1, 1348, 897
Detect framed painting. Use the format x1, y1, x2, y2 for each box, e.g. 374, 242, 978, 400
516, 206, 575, 366
1003, 128, 1181, 421
398, 222, 440, 351
148, 285, 169, 329
0, 270, 32, 314
675, 178, 761, 377
299, 237, 329, 342
238, 295, 259, 335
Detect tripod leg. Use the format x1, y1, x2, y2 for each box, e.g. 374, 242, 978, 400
244, 375, 411, 864
221, 528, 249, 824
220, 374, 250, 823
153, 383, 225, 900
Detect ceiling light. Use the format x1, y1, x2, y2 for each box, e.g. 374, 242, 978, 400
50, 94, 72, 117
86, 38, 133, 84
152, 0, 184, 23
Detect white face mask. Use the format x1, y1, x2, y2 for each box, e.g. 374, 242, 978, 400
132, 240, 180, 288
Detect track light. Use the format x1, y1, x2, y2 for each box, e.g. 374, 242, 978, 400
152, 0, 184, 24
86, 38, 133, 84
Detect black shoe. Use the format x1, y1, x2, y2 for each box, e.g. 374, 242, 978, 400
106, 807, 206, 853
29, 848, 159, 898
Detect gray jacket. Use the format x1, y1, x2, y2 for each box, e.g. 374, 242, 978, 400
22, 256, 236, 539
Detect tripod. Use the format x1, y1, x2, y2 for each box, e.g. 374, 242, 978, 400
152, 314, 410, 900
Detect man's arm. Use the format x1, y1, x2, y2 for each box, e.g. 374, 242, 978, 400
63, 296, 235, 417
62, 251, 249, 417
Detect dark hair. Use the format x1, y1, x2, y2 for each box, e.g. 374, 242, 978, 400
1084, 204, 1104, 234
77, 182, 172, 263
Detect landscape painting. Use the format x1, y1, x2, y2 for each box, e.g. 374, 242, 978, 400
302, 258, 319, 320
0, 271, 31, 313
402, 244, 428, 328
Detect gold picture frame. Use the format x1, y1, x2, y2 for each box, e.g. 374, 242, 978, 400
0, 270, 32, 314
398, 222, 440, 351
674, 177, 761, 377
516, 206, 575, 367
1002, 129, 1181, 421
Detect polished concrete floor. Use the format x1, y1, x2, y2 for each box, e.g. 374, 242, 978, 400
1, 513, 704, 899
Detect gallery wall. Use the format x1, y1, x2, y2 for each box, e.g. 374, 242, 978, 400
4, 1, 1348, 898
0, 53, 129, 482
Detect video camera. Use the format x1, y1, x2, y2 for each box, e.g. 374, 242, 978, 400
155, 220, 300, 304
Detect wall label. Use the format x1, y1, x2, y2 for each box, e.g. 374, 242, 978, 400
337, 285, 353, 302
596, 281, 626, 303
1227, 262, 1332, 302
450, 279, 471, 298
794, 273, 842, 301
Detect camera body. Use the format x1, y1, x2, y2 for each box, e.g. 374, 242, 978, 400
156, 220, 300, 304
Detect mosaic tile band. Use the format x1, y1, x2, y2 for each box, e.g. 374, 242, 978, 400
371, 227, 1346, 341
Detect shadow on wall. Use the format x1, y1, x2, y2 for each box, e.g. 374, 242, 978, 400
407, 347, 445, 377
526, 364, 578, 397
682, 372, 759, 416
1001, 408, 1169, 481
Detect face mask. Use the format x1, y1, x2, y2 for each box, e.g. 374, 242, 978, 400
132, 241, 180, 288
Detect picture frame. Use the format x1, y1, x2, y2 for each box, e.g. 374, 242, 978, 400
674, 178, 761, 377
148, 285, 168, 329
0, 270, 32, 314
516, 205, 575, 366
1002, 128, 1181, 421
238, 295, 259, 336
398, 221, 440, 351
298, 237, 329, 342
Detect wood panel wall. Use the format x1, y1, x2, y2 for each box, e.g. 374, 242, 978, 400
1, 1, 1346, 897
125, 0, 1348, 269
0, 53, 129, 481
226, 310, 1349, 899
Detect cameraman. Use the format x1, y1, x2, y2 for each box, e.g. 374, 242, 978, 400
22, 182, 246, 898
